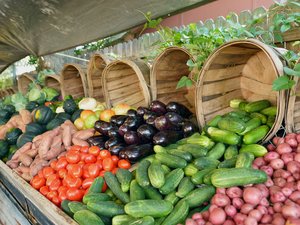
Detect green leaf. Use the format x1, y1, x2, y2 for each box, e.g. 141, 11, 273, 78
284, 66, 300, 76
294, 63, 300, 72
176, 76, 193, 89
186, 59, 195, 67
280, 24, 291, 33
291, 1, 300, 7
272, 75, 295, 91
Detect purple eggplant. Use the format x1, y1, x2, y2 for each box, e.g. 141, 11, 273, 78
153, 130, 183, 146
165, 112, 183, 125
166, 102, 192, 118
109, 144, 126, 156
87, 135, 108, 149
181, 120, 198, 137
137, 107, 150, 116
107, 127, 121, 138
119, 143, 154, 163
94, 120, 117, 136
123, 116, 143, 130
105, 137, 123, 149
110, 115, 128, 126
154, 116, 180, 131
143, 111, 157, 121
137, 124, 157, 143
118, 124, 131, 136
127, 109, 137, 117
124, 131, 140, 145
146, 117, 157, 126
150, 100, 167, 115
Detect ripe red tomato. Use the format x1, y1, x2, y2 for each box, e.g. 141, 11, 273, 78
50, 160, 58, 170
89, 146, 100, 156
84, 154, 97, 164
112, 167, 119, 174
43, 167, 55, 179
111, 155, 119, 165
118, 159, 131, 169
56, 157, 68, 170
31, 176, 46, 190
102, 182, 108, 192
46, 174, 59, 186
80, 153, 88, 161
64, 175, 82, 189
52, 196, 61, 206
66, 188, 84, 201
99, 150, 111, 159
39, 186, 50, 196
58, 189, 67, 202
46, 190, 58, 201
99, 170, 106, 177
96, 160, 103, 170
49, 178, 62, 191
82, 178, 94, 189
82, 168, 90, 179
66, 151, 81, 164
102, 158, 114, 171
69, 164, 83, 178
80, 146, 89, 153
69, 145, 81, 152
88, 164, 100, 178
58, 168, 68, 179
38, 170, 44, 178
58, 186, 68, 193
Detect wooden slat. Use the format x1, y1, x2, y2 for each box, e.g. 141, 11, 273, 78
106, 74, 138, 90
212, 54, 251, 65
204, 64, 244, 82
113, 91, 145, 106
106, 68, 134, 79
205, 107, 233, 122
203, 77, 241, 96
109, 82, 141, 99
220, 46, 259, 55
156, 69, 190, 80
240, 76, 275, 97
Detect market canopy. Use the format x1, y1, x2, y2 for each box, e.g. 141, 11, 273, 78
0, 0, 214, 73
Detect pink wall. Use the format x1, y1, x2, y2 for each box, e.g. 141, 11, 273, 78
160, 0, 274, 27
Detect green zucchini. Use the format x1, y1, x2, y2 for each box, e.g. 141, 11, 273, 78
124, 200, 173, 218
207, 142, 226, 160
155, 153, 187, 169
245, 100, 271, 113
211, 168, 268, 188
143, 186, 163, 200
218, 156, 238, 168
207, 115, 223, 127
87, 201, 125, 217
130, 179, 145, 201
82, 193, 112, 204
239, 144, 268, 157
74, 210, 104, 225
260, 106, 277, 116
191, 168, 214, 184
193, 157, 220, 170
104, 172, 130, 204
217, 117, 246, 134
177, 144, 208, 158
116, 168, 133, 193
243, 125, 270, 144
161, 200, 189, 225
250, 112, 267, 124
136, 160, 151, 187
224, 145, 238, 160
164, 191, 180, 205
206, 127, 241, 145
159, 168, 184, 195
183, 185, 216, 208
148, 160, 165, 188
176, 177, 195, 198
184, 163, 198, 177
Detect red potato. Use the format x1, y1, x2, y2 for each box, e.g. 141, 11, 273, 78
297, 145, 300, 153
208, 204, 218, 213
257, 205, 268, 215
287, 218, 300, 225
259, 197, 269, 206
296, 134, 300, 143
271, 191, 286, 203
267, 206, 274, 215
243, 187, 262, 205
240, 203, 254, 214
284, 199, 296, 206
201, 211, 209, 221
273, 178, 286, 187
185, 219, 197, 225
248, 209, 263, 221
272, 216, 285, 225
286, 133, 296, 139
223, 220, 235, 225
282, 187, 293, 197
252, 164, 259, 169
282, 204, 300, 218
255, 184, 269, 197
267, 144, 276, 151
260, 214, 272, 224
281, 153, 294, 164
253, 157, 266, 167
205, 222, 213, 225
195, 219, 205, 225
192, 213, 202, 220
265, 176, 274, 187
224, 205, 237, 218
244, 217, 257, 225
297, 181, 300, 191
232, 197, 244, 209
287, 161, 300, 173
72, 137, 89, 146
270, 159, 284, 170
62, 125, 72, 147
211, 193, 230, 207
269, 186, 281, 195
273, 169, 291, 179
289, 191, 300, 202
216, 188, 226, 194
226, 187, 243, 198
209, 208, 226, 225
273, 203, 282, 213
285, 137, 298, 148
284, 182, 296, 192
294, 173, 300, 180
260, 166, 273, 176
264, 152, 279, 162
272, 136, 280, 145
287, 176, 295, 182
233, 213, 247, 225
295, 153, 300, 163
19, 154, 33, 167
277, 143, 292, 154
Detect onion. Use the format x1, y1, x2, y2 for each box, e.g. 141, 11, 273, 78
243, 187, 262, 205
209, 208, 226, 225
277, 143, 292, 154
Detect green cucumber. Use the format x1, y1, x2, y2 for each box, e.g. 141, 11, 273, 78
74, 210, 104, 225
154, 145, 168, 153
211, 168, 268, 188
104, 172, 130, 204
155, 153, 187, 169
250, 112, 267, 124
217, 117, 246, 133
167, 149, 193, 162
267, 116, 275, 128
162, 165, 171, 174
184, 163, 198, 177
218, 156, 238, 168
193, 157, 220, 170
88, 176, 104, 194
116, 168, 133, 193
130, 179, 145, 201
183, 185, 216, 208
177, 133, 201, 145
61, 200, 73, 217
206, 127, 241, 145
148, 160, 165, 188
207, 115, 223, 127
68, 202, 87, 214
87, 201, 125, 217
236, 152, 255, 168
226, 110, 250, 122
240, 117, 262, 135
176, 177, 195, 198
239, 144, 267, 157
185, 135, 215, 149
154, 217, 166, 225
143, 186, 163, 200
125, 200, 173, 218
260, 106, 277, 116
238, 101, 248, 111
243, 125, 270, 144
112, 215, 134, 225
164, 191, 180, 205
83, 193, 112, 204
207, 142, 226, 160
129, 216, 155, 225
177, 144, 208, 158
191, 168, 214, 184
230, 99, 245, 109
224, 145, 238, 160
159, 168, 184, 195
245, 100, 271, 113
136, 160, 151, 187
203, 169, 218, 185
161, 200, 189, 225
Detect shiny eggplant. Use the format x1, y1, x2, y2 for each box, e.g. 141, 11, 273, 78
149, 100, 166, 115
143, 111, 157, 121
87, 135, 108, 149
166, 102, 192, 118
94, 120, 117, 136
165, 112, 183, 125
107, 127, 121, 138
154, 116, 180, 131
181, 120, 198, 137
124, 131, 140, 145
127, 109, 137, 117
105, 137, 123, 149
119, 143, 154, 163
110, 115, 128, 126
137, 124, 157, 143
153, 130, 183, 146
145, 117, 156, 126
123, 116, 143, 130
118, 124, 131, 136
109, 144, 126, 156
136, 107, 150, 116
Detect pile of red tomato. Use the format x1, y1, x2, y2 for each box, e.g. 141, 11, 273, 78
30, 145, 131, 206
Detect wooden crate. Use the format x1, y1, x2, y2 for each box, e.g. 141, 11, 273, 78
102, 59, 151, 108
196, 39, 286, 143
0, 160, 77, 225
87, 53, 111, 101
44, 74, 62, 93
151, 47, 195, 111
61, 64, 88, 99
18, 73, 40, 94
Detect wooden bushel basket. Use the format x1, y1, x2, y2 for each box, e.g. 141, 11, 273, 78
18, 73, 40, 94
60, 64, 88, 99
151, 47, 195, 111
44, 74, 62, 93
196, 39, 285, 143
102, 59, 151, 108
87, 53, 111, 101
